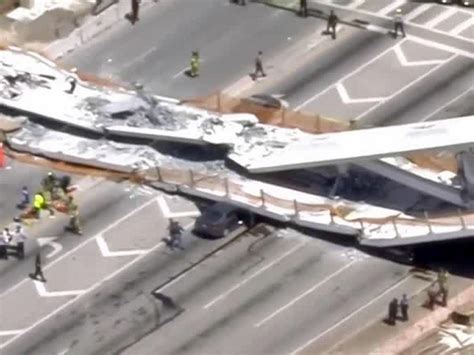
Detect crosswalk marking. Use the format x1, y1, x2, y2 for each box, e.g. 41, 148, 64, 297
424, 7, 457, 28
404, 4, 433, 21
377, 0, 406, 16
450, 17, 474, 36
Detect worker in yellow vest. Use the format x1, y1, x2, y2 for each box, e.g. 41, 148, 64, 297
33, 192, 45, 219
190, 51, 200, 78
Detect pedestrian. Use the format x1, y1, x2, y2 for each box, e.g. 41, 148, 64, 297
130, 0, 140, 24
0, 228, 10, 259
393, 8, 406, 38
439, 283, 449, 307
65, 196, 82, 235
17, 186, 30, 210
30, 253, 46, 282
189, 51, 200, 78
299, 0, 308, 17
400, 294, 409, 321
327, 10, 339, 40
388, 298, 398, 325
426, 284, 437, 310
65, 76, 77, 94
253, 51, 266, 80
12, 223, 26, 259
168, 219, 184, 250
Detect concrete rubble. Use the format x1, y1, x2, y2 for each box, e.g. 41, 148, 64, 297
1, 46, 473, 246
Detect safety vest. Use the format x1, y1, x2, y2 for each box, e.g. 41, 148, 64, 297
34, 194, 45, 209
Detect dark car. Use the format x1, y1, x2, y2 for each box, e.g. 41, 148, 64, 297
193, 202, 254, 238
438, 0, 474, 6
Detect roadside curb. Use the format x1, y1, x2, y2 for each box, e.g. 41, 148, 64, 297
373, 284, 474, 354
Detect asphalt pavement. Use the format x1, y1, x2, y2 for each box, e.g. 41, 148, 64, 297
63, 0, 325, 100
246, 0, 474, 125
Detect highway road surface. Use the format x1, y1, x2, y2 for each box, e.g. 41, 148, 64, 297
246, 0, 473, 125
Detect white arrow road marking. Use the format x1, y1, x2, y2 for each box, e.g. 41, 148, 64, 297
393, 44, 446, 66
335, 83, 385, 104
95, 235, 149, 257
0, 330, 24, 336
33, 280, 84, 298
38, 237, 63, 259
254, 260, 357, 328
157, 196, 200, 219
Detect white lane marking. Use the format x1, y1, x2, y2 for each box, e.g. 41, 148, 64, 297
365, 24, 389, 34
254, 260, 357, 328
38, 237, 63, 259
95, 234, 149, 257
157, 195, 172, 217
450, 18, 474, 36
377, 0, 406, 16
33, 280, 84, 298
157, 195, 199, 219
404, 4, 433, 21
294, 39, 407, 110
289, 275, 412, 355
355, 54, 457, 120
172, 67, 188, 79
408, 36, 474, 58
424, 7, 457, 29
203, 241, 307, 310
312, 0, 473, 43
0, 330, 24, 336
421, 88, 473, 122
393, 45, 446, 66
0, 241, 165, 350
336, 83, 385, 103
0, 196, 160, 299
348, 0, 367, 9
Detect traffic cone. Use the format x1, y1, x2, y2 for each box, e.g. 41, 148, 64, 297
0, 142, 5, 168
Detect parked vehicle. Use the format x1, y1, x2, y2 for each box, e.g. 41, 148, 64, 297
193, 202, 254, 238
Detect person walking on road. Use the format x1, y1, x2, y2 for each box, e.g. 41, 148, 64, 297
387, 298, 398, 325
426, 284, 437, 310
393, 8, 406, 38
327, 10, 339, 40
189, 51, 200, 78
129, 0, 140, 24
437, 268, 449, 307
299, 0, 308, 17
30, 253, 46, 282
400, 294, 409, 321
65, 196, 83, 235
17, 186, 30, 210
168, 219, 184, 250
253, 51, 266, 80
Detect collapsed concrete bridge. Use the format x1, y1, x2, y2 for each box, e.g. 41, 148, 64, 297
1, 46, 474, 248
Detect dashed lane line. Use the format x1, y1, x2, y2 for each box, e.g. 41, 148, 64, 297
0, 241, 166, 350
421, 88, 473, 122
254, 259, 358, 328
203, 240, 307, 310
355, 53, 457, 120
289, 274, 413, 355
294, 38, 407, 110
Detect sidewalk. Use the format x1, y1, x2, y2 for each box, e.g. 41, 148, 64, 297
0, 0, 158, 59
327, 275, 474, 355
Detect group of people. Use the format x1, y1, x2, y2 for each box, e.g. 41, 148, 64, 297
386, 269, 450, 326
0, 171, 82, 263
0, 218, 26, 260
387, 294, 410, 326
300, 2, 406, 39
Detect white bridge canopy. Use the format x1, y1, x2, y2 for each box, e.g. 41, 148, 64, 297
229, 116, 474, 173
